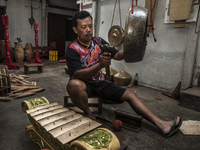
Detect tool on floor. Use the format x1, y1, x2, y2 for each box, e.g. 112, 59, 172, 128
112, 119, 123, 131
162, 82, 181, 100
22, 97, 121, 150
95, 115, 123, 131
96, 114, 142, 132
115, 109, 143, 132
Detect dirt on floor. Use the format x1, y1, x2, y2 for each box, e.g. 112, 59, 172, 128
0, 59, 200, 150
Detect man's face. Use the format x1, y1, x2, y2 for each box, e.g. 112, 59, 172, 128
73, 16, 93, 44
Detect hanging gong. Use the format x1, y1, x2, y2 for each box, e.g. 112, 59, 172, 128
108, 25, 124, 47
124, 6, 148, 62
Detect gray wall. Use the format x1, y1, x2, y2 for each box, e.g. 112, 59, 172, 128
92, 0, 199, 92
1, 0, 77, 47
1, 0, 199, 92
1, 0, 42, 47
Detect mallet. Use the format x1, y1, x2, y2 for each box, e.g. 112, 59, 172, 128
95, 115, 123, 131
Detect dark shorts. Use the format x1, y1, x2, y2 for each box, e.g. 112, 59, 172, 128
84, 80, 126, 103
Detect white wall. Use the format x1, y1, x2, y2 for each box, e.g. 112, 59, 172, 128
3, 0, 42, 47
1, 0, 199, 92
2, 0, 77, 48
193, 31, 200, 85
0, 0, 6, 6
93, 0, 199, 92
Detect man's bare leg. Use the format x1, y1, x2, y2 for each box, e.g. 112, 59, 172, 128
67, 79, 93, 119
121, 89, 181, 135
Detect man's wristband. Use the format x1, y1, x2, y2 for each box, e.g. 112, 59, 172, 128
98, 62, 103, 69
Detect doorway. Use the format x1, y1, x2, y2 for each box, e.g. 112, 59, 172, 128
48, 13, 77, 56
0, 6, 6, 40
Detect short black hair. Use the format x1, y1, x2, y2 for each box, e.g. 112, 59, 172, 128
72, 11, 93, 27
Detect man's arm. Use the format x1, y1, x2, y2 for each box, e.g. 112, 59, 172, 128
113, 50, 124, 60
73, 52, 111, 80
73, 63, 101, 80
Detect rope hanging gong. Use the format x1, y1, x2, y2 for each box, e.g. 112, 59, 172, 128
108, 0, 124, 47
147, 0, 157, 42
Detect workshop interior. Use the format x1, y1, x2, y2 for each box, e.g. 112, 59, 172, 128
0, 0, 200, 150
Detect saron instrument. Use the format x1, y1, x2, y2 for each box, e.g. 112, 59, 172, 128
22, 97, 120, 150
124, 6, 148, 62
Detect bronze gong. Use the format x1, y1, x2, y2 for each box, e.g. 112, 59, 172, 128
123, 6, 148, 62
108, 25, 124, 47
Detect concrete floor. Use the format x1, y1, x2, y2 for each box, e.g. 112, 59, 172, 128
0, 59, 200, 150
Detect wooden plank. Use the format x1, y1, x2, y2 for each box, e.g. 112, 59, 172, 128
174, 20, 186, 28
0, 97, 12, 101
38, 110, 76, 126
169, 0, 193, 21
68, 107, 98, 113
24, 63, 43, 67
32, 108, 69, 121
14, 92, 36, 99
57, 121, 101, 144
67, 97, 99, 103
180, 120, 200, 135
26, 103, 59, 114
49, 117, 91, 138
30, 105, 63, 116
43, 113, 82, 131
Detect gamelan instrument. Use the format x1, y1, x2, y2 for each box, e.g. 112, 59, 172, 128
124, 6, 148, 62
108, 25, 124, 47
108, 5, 148, 63
22, 97, 120, 150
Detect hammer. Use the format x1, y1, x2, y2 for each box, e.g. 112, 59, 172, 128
100, 44, 115, 81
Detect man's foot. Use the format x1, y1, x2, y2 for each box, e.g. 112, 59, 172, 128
84, 112, 93, 119
160, 117, 182, 138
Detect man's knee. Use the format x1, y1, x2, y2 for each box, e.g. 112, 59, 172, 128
67, 79, 85, 94
121, 89, 137, 102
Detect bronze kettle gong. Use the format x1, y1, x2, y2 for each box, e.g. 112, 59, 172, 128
124, 6, 148, 63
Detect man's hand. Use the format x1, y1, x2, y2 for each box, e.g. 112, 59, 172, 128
99, 52, 111, 68
100, 44, 115, 52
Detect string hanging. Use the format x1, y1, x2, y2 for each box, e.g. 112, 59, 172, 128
80, 0, 83, 11
147, 0, 157, 42
132, 0, 138, 14
132, 0, 134, 14
111, 0, 122, 27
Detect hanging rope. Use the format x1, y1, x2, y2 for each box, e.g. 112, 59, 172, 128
111, 0, 122, 27
132, 0, 134, 14
132, 0, 138, 14
118, 0, 122, 27
195, 0, 200, 34
80, 0, 83, 11
147, 0, 157, 42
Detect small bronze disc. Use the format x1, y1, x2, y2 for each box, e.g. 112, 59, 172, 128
108, 25, 124, 47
